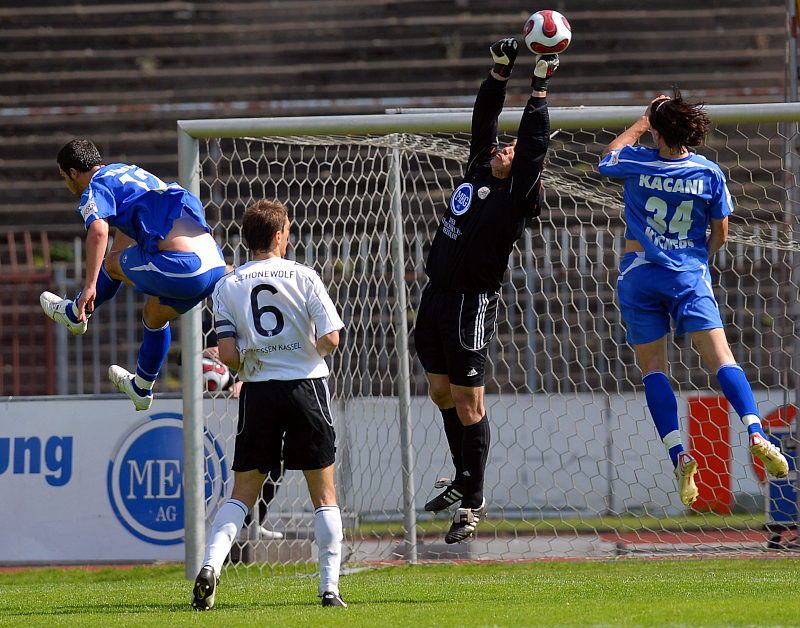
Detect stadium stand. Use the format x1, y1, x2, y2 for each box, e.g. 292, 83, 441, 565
0, 0, 787, 231
0, 0, 790, 395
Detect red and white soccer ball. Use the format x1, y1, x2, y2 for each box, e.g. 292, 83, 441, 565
523, 10, 572, 55
202, 357, 230, 392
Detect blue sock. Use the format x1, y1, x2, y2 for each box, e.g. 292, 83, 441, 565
134, 321, 171, 395
67, 266, 123, 324
716, 364, 766, 438
643, 371, 684, 467
65, 303, 81, 324
92, 266, 123, 308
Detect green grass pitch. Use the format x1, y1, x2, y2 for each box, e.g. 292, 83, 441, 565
1, 558, 799, 627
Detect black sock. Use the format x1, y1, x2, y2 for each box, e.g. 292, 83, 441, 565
440, 407, 464, 486
460, 415, 490, 508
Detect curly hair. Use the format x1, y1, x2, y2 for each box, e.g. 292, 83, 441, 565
648, 88, 710, 150
56, 139, 103, 173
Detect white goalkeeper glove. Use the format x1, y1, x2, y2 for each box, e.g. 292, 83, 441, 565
489, 37, 519, 78
531, 54, 559, 92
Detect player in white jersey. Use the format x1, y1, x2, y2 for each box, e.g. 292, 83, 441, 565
192, 200, 346, 610
599, 90, 788, 507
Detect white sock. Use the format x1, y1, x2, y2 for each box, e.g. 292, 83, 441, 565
314, 505, 343, 595
203, 498, 248, 574
662, 429, 683, 451
134, 374, 155, 391
742, 413, 761, 427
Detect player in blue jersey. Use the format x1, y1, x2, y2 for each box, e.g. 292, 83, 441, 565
41, 139, 227, 410
598, 91, 788, 506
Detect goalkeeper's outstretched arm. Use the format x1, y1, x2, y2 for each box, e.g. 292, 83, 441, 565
467, 38, 518, 170
508, 54, 560, 219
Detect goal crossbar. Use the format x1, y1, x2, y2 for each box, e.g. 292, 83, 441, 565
177, 102, 800, 138
178, 101, 800, 576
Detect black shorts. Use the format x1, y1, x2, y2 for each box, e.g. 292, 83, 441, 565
413, 282, 499, 387
232, 378, 336, 473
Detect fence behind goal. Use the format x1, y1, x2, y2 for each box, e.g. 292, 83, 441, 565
177, 103, 800, 574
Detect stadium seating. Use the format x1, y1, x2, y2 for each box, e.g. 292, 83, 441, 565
0, 1, 789, 395
0, 0, 786, 231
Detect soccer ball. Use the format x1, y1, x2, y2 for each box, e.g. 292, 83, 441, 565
202, 357, 230, 392
523, 10, 572, 55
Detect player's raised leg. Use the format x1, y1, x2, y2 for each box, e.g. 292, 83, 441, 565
39, 292, 89, 335
691, 328, 789, 478
40, 258, 124, 335
635, 338, 698, 506
109, 297, 179, 411
40, 218, 132, 336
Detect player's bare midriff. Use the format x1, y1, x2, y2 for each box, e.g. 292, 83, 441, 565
159, 211, 215, 252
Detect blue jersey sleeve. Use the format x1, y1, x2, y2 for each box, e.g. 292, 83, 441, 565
708, 167, 734, 220
77, 183, 117, 229
598, 145, 657, 178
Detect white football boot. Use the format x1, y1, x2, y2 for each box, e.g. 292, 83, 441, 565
750, 433, 789, 478
674, 452, 699, 507
39, 291, 87, 335
108, 365, 153, 411
258, 526, 284, 540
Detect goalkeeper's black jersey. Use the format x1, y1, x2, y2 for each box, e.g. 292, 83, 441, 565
424, 76, 550, 293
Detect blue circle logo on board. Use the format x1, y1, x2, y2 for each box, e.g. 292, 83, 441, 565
450, 182, 474, 216
106, 413, 228, 545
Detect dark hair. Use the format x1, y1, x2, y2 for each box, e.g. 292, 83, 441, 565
56, 139, 103, 173
648, 87, 710, 150
242, 200, 289, 253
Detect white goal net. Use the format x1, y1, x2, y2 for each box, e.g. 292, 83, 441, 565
178, 103, 800, 575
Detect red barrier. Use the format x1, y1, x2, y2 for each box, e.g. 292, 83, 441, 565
687, 396, 732, 514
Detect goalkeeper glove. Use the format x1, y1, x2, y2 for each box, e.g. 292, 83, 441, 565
531, 54, 559, 92
489, 37, 519, 78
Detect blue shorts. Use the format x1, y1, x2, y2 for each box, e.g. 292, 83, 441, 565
120, 242, 226, 314
616, 252, 723, 345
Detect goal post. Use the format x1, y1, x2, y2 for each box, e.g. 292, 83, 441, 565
178, 102, 800, 574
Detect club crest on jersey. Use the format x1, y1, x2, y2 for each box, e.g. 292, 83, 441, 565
477, 186, 490, 199
450, 182, 474, 216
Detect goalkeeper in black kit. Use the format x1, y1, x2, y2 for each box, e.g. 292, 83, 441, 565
414, 38, 558, 543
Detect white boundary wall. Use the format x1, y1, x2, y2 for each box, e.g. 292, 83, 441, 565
1, 391, 781, 565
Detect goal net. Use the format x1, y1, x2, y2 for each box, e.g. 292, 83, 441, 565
179, 103, 800, 573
